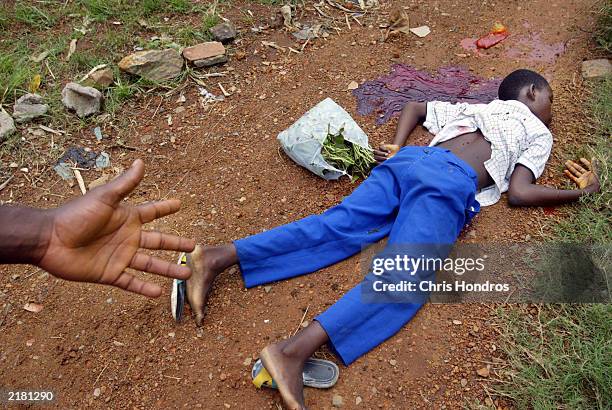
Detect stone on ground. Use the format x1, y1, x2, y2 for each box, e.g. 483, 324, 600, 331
183, 42, 227, 68
0, 107, 16, 141
85, 68, 114, 89
13, 93, 49, 123
118, 49, 183, 82
332, 394, 344, 407
582, 59, 611, 79
61, 82, 103, 118
210, 22, 237, 43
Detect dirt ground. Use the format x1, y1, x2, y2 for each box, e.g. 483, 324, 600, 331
0, 0, 602, 408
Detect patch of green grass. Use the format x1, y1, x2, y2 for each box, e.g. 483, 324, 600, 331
595, 2, 612, 53
0, 6, 9, 30
69, 51, 105, 75
167, 0, 193, 13
493, 305, 611, 409
551, 75, 612, 243
14, 3, 55, 28
0, 51, 35, 105
78, 0, 120, 21
143, 0, 164, 16
202, 12, 220, 31
104, 75, 141, 114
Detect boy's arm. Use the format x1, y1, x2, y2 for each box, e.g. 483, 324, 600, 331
507, 160, 600, 207
374, 102, 427, 163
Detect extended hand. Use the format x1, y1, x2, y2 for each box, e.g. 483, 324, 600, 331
38, 159, 195, 297
373, 144, 400, 164
564, 158, 600, 193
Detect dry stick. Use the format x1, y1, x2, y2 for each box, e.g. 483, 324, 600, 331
0, 174, 14, 192
94, 363, 109, 385
73, 169, 86, 195
291, 305, 310, 336
345, 13, 351, 30
151, 96, 164, 119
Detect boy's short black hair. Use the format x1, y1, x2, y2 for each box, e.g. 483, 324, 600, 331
498, 69, 550, 100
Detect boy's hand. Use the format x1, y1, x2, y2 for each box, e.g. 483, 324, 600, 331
564, 158, 600, 193
373, 144, 400, 164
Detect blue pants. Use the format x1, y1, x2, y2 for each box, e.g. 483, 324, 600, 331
234, 146, 480, 365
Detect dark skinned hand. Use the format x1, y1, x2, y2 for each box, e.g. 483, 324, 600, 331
37, 159, 195, 297
373, 144, 400, 164
564, 158, 600, 193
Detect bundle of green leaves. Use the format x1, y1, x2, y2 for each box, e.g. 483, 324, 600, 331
321, 126, 376, 181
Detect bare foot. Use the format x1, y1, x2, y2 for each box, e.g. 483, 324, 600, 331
260, 343, 308, 410
185, 244, 233, 326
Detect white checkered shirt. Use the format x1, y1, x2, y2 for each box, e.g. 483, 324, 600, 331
423, 100, 553, 206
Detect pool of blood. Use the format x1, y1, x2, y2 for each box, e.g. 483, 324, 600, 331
353, 64, 501, 125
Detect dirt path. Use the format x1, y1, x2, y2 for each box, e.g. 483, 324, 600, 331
0, 0, 599, 408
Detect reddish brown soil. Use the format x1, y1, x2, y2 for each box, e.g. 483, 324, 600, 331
0, 0, 602, 408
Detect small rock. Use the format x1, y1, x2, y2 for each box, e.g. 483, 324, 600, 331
219, 373, 227, 381
476, 367, 490, 377
0, 107, 16, 141
113, 340, 124, 347
243, 357, 252, 366
26, 338, 35, 347
389, 359, 397, 366
452, 320, 462, 325
347, 81, 359, 90
210, 22, 237, 43
61, 82, 103, 118
13, 93, 48, 123
168, 332, 175, 338
332, 394, 343, 407
581, 59, 611, 80
460, 378, 468, 387
301, 320, 309, 328
355, 396, 362, 405
484, 397, 494, 406
238, 196, 247, 203
174, 106, 186, 114
93, 387, 101, 398
141, 134, 153, 144
85, 68, 114, 89
183, 42, 227, 68
264, 286, 272, 293
410, 25, 431, 38
106, 297, 113, 304
119, 49, 184, 82
194, 55, 228, 68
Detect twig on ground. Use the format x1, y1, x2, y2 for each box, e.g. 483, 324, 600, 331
291, 305, 310, 336
73, 169, 86, 195
94, 363, 109, 385
0, 174, 14, 192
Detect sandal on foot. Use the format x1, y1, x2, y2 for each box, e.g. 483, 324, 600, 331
252, 358, 339, 389
170, 253, 187, 322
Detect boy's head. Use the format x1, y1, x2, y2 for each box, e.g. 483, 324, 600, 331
498, 69, 553, 126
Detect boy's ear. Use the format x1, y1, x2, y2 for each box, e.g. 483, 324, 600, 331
526, 84, 537, 101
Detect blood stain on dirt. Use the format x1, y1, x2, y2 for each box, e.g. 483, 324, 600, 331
353, 65, 501, 124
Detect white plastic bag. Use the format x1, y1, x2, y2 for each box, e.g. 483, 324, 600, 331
277, 98, 371, 180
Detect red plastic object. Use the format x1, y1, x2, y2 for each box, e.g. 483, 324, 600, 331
476, 31, 509, 49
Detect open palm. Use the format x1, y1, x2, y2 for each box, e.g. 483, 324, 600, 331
38, 159, 194, 297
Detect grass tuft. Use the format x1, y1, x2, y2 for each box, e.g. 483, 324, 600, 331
493, 305, 611, 409
594, 2, 612, 53
14, 4, 55, 28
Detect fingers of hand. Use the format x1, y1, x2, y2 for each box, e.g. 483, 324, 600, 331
112, 271, 162, 298
140, 230, 196, 252
579, 157, 592, 171
100, 159, 145, 204
138, 199, 181, 224
565, 160, 587, 176
130, 252, 191, 279
563, 169, 580, 185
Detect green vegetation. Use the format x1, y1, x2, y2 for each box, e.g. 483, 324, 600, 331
594, 1, 612, 52
494, 305, 611, 409
14, 3, 56, 28
551, 75, 611, 243
493, 6, 612, 409
321, 128, 376, 181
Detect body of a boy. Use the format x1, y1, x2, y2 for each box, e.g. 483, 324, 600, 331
184, 70, 600, 409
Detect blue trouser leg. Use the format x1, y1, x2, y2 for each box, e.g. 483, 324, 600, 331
234, 152, 408, 288
234, 147, 479, 365
316, 149, 479, 365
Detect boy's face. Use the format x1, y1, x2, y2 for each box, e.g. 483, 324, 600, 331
530, 85, 553, 127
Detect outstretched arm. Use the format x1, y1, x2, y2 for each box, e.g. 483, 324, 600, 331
373, 101, 427, 163
507, 159, 600, 207
0, 159, 195, 297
